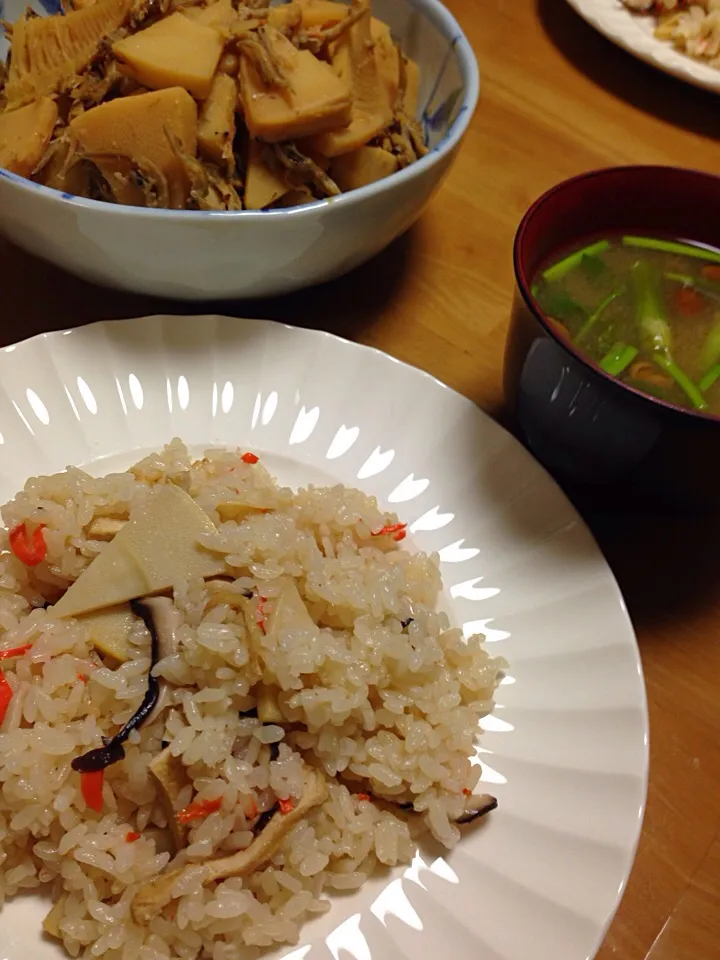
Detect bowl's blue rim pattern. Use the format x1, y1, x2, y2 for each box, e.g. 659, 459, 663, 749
0, 0, 480, 219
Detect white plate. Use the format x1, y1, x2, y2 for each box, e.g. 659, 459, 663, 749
565, 0, 720, 93
0, 316, 648, 960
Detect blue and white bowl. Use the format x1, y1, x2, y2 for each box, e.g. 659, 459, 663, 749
0, 0, 479, 299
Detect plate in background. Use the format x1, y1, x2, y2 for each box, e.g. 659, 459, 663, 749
565, 0, 720, 93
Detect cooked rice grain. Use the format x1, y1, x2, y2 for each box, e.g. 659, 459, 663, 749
624, 0, 720, 67
0, 440, 504, 957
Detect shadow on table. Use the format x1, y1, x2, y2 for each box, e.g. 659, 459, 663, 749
576, 497, 720, 634
223, 227, 417, 337
492, 402, 720, 636
536, 0, 719, 140
0, 226, 417, 346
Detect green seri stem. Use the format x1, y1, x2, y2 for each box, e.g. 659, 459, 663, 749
623, 236, 720, 264
631, 260, 673, 357
699, 314, 720, 373
630, 261, 704, 407
653, 355, 708, 411
699, 365, 720, 393
666, 273, 720, 299
542, 240, 610, 283
576, 288, 624, 344
599, 343, 638, 376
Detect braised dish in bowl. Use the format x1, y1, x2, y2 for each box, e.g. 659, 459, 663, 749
0, 0, 478, 298
0, 0, 427, 212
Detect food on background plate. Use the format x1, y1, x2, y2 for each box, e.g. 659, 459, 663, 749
532, 233, 720, 414
0, 440, 503, 957
0, 0, 427, 210
622, 0, 720, 69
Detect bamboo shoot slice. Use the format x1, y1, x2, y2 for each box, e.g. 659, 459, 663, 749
5, 0, 134, 107
330, 145, 398, 191
238, 27, 352, 142
186, 0, 237, 32
149, 746, 191, 848
69, 87, 198, 209
197, 73, 236, 168
308, 3, 393, 158
52, 484, 226, 619
77, 603, 137, 662
268, 0, 349, 32
112, 12, 224, 100
371, 18, 400, 112
244, 138, 288, 209
0, 98, 58, 177
297, 0, 348, 27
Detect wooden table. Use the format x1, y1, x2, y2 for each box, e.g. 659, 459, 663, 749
2, 1, 720, 957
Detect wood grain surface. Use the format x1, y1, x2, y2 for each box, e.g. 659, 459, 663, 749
1, 1, 719, 957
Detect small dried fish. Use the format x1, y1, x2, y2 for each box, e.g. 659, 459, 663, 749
407, 119, 428, 158
75, 150, 170, 207
206, 166, 243, 209
300, 0, 368, 55
387, 114, 427, 169
68, 60, 124, 112
235, 26, 293, 89
33, 133, 91, 196
129, 0, 171, 28
165, 128, 222, 210
271, 142, 340, 198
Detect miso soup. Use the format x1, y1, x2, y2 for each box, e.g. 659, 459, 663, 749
532, 235, 720, 415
